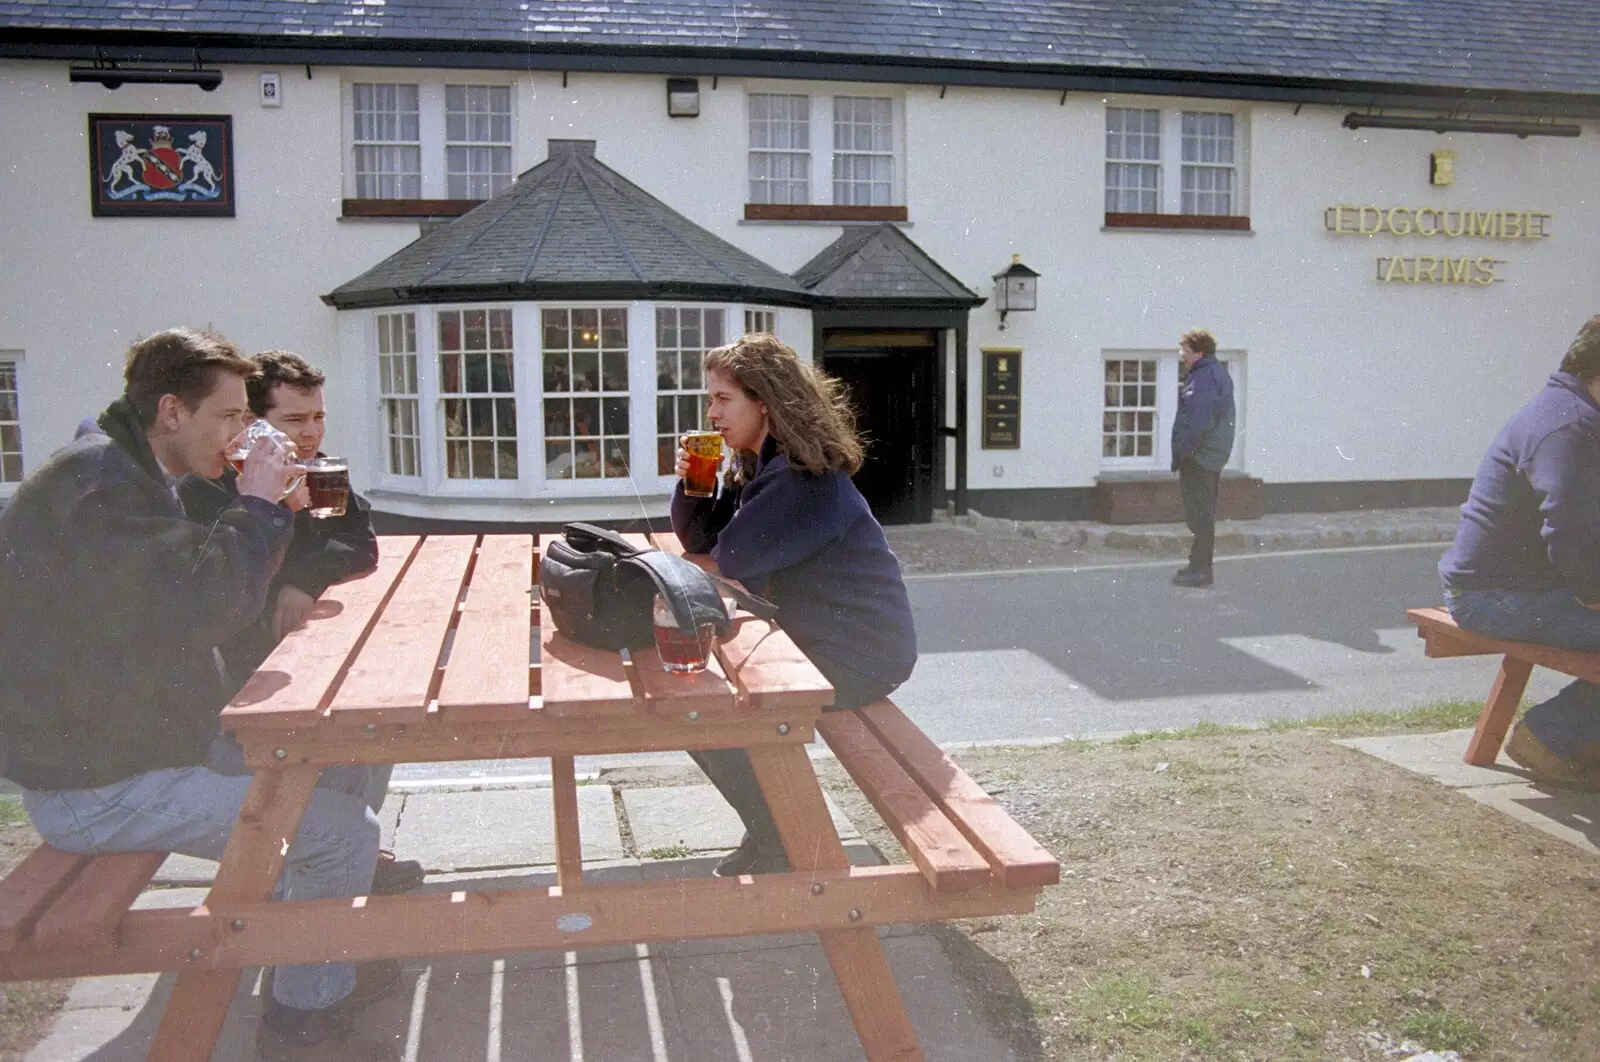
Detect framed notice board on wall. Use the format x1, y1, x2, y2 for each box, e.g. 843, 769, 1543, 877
981, 348, 1021, 449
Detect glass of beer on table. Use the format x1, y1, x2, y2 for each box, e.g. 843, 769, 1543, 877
652, 593, 718, 673
682, 431, 723, 498
301, 457, 351, 519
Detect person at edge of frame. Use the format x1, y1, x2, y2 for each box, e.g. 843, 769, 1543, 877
669, 332, 918, 877
0, 328, 400, 1058
179, 349, 424, 896
1439, 314, 1600, 789
1170, 328, 1237, 588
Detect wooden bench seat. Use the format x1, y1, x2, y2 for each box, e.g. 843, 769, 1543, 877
1408, 606, 1600, 765
0, 845, 166, 955
818, 699, 1060, 892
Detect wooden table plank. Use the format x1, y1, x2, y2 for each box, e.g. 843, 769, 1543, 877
328, 535, 478, 724
437, 535, 536, 722
0, 846, 88, 951
536, 534, 641, 717
223, 535, 420, 730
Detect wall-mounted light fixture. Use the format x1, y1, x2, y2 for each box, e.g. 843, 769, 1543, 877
666, 78, 700, 118
69, 55, 223, 92
1342, 113, 1580, 138
992, 254, 1039, 331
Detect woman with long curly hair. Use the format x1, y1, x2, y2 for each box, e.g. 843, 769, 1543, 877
671, 333, 917, 877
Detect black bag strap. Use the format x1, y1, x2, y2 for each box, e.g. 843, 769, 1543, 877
562, 521, 777, 622
622, 551, 730, 634
701, 571, 778, 621
562, 522, 645, 558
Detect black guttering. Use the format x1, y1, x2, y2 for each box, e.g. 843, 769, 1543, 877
6, 29, 1600, 120
321, 281, 817, 311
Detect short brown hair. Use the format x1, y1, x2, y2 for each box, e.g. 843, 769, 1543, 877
1180, 329, 1217, 357
248, 350, 326, 416
124, 328, 255, 427
1558, 316, 1600, 383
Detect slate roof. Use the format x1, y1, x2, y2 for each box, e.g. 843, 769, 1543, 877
324, 140, 809, 310
3, 1, 1600, 102
794, 225, 983, 308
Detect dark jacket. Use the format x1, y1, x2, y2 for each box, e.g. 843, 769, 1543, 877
179, 460, 378, 680
670, 438, 917, 686
0, 399, 293, 791
1171, 354, 1236, 471
1440, 372, 1600, 603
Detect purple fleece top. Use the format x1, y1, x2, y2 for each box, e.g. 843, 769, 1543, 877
1440, 372, 1600, 603
670, 438, 916, 686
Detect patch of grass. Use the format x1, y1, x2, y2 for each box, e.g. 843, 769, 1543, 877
642, 843, 694, 860
1111, 720, 1250, 747
1177, 1016, 1218, 1051
1078, 975, 1171, 1032
1267, 699, 1491, 736
0, 797, 24, 827
1532, 996, 1577, 1031
1398, 1009, 1489, 1054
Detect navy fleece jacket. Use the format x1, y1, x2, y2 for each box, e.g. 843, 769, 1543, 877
669, 439, 917, 686
1440, 372, 1600, 603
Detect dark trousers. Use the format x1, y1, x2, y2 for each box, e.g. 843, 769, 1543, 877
688, 654, 898, 849
1178, 458, 1222, 572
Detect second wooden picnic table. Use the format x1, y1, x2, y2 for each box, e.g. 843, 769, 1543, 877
105, 531, 1054, 1061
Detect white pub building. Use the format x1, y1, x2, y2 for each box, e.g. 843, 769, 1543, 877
2, 1, 1598, 529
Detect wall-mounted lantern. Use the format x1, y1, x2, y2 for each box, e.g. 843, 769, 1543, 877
992, 254, 1039, 330
666, 78, 701, 118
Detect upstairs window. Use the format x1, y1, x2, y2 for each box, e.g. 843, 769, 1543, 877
352, 84, 421, 199
344, 81, 516, 212
1103, 105, 1248, 228
832, 97, 894, 206
1180, 112, 1236, 216
1105, 107, 1161, 214
445, 85, 513, 200
748, 93, 811, 206
746, 89, 904, 219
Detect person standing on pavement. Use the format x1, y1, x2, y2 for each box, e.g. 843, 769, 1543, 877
0, 329, 398, 1057
179, 350, 423, 895
1439, 315, 1600, 787
1171, 329, 1236, 588
671, 333, 918, 877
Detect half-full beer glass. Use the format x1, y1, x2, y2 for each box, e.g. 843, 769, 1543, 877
302, 457, 350, 519
682, 432, 723, 498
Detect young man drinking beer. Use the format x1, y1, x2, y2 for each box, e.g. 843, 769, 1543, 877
179, 350, 421, 893
0, 329, 398, 1055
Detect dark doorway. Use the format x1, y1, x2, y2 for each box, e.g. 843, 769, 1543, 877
821, 330, 938, 525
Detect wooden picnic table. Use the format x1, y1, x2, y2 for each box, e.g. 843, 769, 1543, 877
0, 532, 1056, 1061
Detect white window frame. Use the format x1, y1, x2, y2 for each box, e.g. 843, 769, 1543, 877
374, 312, 423, 485
343, 77, 517, 201
743, 309, 778, 337
1100, 349, 1246, 473
444, 84, 514, 200
539, 305, 635, 490
1104, 106, 1162, 214
744, 83, 905, 207
0, 352, 22, 493
1099, 355, 1162, 469
1102, 101, 1249, 218
653, 306, 725, 478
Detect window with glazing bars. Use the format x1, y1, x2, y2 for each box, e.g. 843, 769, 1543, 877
352, 83, 421, 199
438, 309, 517, 480
543, 308, 630, 480
832, 97, 894, 206
655, 308, 723, 475
445, 85, 513, 199
1105, 107, 1161, 213
1102, 359, 1159, 460
748, 94, 811, 204
0, 359, 20, 483
1181, 112, 1235, 216
744, 309, 777, 337
376, 314, 421, 478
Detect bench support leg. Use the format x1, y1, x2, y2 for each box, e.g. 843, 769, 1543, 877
748, 745, 924, 1062
551, 754, 583, 890
1466, 656, 1534, 766
149, 766, 321, 1062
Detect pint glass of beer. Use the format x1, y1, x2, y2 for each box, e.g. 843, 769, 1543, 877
302, 457, 351, 519
682, 432, 723, 498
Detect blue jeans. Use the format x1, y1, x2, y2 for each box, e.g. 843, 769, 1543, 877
22, 741, 380, 1011
1445, 586, 1600, 756
203, 734, 394, 814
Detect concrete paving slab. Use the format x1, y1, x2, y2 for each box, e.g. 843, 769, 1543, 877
662, 931, 1018, 1062
395, 785, 622, 870
1456, 782, 1600, 856
151, 853, 217, 886
1338, 728, 1521, 788
623, 784, 860, 853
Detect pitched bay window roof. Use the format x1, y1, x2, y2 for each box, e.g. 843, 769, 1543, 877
325, 140, 810, 310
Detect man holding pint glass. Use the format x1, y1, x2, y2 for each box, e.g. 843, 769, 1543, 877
0, 329, 399, 1054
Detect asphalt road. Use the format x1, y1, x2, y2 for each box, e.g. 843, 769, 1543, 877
394, 543, 1562, 785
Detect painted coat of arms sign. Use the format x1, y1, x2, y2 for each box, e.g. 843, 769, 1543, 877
89, 114, 235, 217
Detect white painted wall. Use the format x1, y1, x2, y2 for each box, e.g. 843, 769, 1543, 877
3, 58, 1596, 514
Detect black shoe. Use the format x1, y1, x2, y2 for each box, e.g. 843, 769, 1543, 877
372, 850, 425, 895
711, 833, 790, 877
1172, 568, 1213, 588
261, 959, 403, 1021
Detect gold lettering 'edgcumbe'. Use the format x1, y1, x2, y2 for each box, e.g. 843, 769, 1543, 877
1324, 205, 1552, 239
